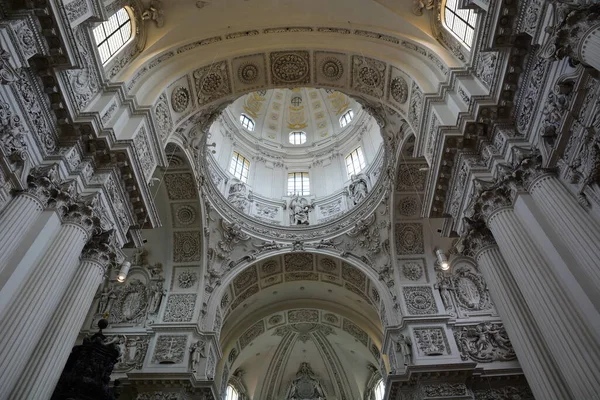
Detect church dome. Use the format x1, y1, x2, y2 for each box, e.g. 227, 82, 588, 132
204, 88, 386, 231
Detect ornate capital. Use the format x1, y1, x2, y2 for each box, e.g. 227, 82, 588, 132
515, 154, 555, 191
81, 229, 118, 271
473, 183, 514, 221
457, 218, 497, 258
552, 4, 600, 64
62, 193, 101, 235
22, 164, 60, 205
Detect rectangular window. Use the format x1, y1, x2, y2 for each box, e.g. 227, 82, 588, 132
287, 172, 310, 196
345, 147, 366, 177
229, 152, 250, 183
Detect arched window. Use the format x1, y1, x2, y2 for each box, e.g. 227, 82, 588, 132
225, 385, 239, 400
346, 147, 366, 177
373, 379, 385, 400
340, 109, 354, 128
443, 0, 477, 48
288, 172, 310, 196
289, 131, 307, 145
240, 114, 255, 131
93, 8, 133, 64
229, 152, 250, 183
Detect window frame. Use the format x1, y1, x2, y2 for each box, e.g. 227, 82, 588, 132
340, 109, 355, 128
289, 131, 307, 145
225, 385, 239, 400
240, 114, 255, 131
229, 151, 250, 183
345, 147, 366, 177
93, 7, 134, 65
442, 0, 477, 49
373, 379, 385, 400
287, 172, 310, 196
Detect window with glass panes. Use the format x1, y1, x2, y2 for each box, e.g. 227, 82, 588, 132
289, 131, 307, 145
444, 0, 477, 48
340, 109, 354, 128
93, 8, 132, 64
287, 172, 310, 196
229, 152, 250, 183
345, 147, 366, 177
240, 114, 255, 131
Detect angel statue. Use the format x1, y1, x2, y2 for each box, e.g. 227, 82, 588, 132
289, 195, 313, 226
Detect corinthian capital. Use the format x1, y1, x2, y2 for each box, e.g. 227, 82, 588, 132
22, 164, 60, 204
457, 218, 497, 258
62, 193, 102, 235
81, 229, 118, 271
515, 154, 555, 191
473, 183, 514, 221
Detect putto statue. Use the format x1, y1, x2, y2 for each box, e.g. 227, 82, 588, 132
289, 195, 313, 226
285, 362, 327, 400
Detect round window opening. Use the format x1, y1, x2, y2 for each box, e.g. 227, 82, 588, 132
289, 131, 307, 145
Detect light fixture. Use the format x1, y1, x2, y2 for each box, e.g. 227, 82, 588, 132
435, 249, 450, 271
117, 261, 131, 283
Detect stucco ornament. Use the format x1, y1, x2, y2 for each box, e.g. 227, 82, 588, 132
285, 362, 327, 400
454, 323, 516, 362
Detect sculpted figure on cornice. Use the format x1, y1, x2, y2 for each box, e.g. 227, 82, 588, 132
289, 196, 313, 226
349, 176, 369, 205
227, 181, 248, 212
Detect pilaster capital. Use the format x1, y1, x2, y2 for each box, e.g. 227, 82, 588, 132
81, 229, 118, 272
61, 193, 102, 236
473, 182, 514, 222
21, 164, 60, 205
457, 218, 497, 258
515, 154, 555, 192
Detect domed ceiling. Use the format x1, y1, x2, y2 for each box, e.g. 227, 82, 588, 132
225, 88, 364, 148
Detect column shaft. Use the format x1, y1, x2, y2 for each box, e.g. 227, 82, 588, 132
477, 246, 573, 400
11, 259, 105, 400
488, 208, 600, 398
529, 175, 600, 301
0, 193, 43, 273
0, 223, 88, 399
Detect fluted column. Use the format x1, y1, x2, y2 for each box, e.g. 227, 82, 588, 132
0, 196, 97, 399
0, 164, 60, 273
11, 230, 116, 400
475, 185, 600, 399
461, 223, 573, 399
520, 157, 600, 302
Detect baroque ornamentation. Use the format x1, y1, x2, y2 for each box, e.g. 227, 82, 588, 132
270, 51, 310, 84
109, 279, 149, 325
342, 319, 368, 345
0, 49, 18, 84
320, 57, 344, 81
396, 164, 427, 191
154, 93, 173, 140
402, 261, 424, 281
133, 127, 155, 180
403, 286, 438, 315
352, 55, 386, 98
152, 335, 187, 364
390, 76, 409, 104
175, 204, 196, 226
238, 62, 260, 84
454, 323, 516, 362
173, 231, 202, 262
177, 270, 198, 289
413, 327, 448, 356
193, 61, 232, 105
163, 294, 197, 322
0, 99, 27, 161
473, 386, 534, 400
424, 383, 467, 397
239, 320, 265, 349
171, 86, 190, 113
395, 223, 424, 255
